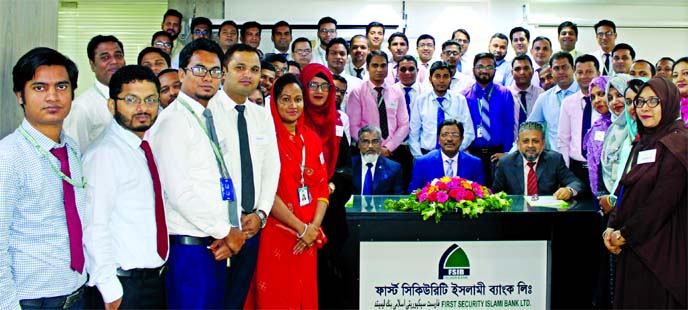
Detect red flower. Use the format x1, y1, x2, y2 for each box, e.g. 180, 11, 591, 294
464, 191, 475, 201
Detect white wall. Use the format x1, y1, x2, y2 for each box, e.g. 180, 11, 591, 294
225, 0, 688, 65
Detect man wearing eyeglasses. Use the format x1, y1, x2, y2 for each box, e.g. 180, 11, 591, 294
451, 29, 472, 77
353, 125, 404, 195
439, 40, 474, 93
326, 38, 362, 112
291, 37, 313, 70
592, 20, 617, 76
149, 38, 246, 308
82, 65, 167, 309
386, 32, 428, 86
171, 17, 213, 69
311, 16, 337, 65
416, 34, 437, 69
151, 31, 173, 55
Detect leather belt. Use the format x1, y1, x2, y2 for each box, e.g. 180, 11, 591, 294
169, 235, 214, 246
116, 265, 166, 278
19, 285, 84, 309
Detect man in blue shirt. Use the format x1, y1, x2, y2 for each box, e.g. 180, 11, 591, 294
462, 53, 516, 186
0, 48, 87, 309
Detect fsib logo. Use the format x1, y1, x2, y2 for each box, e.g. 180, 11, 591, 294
438, 243, 470, 279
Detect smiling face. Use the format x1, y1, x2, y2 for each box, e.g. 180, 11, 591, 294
511, 31, 529, 56
318, 23, 337, 47
350, 36, 369, 65
635, 87, 662, 128
595, 25, 617, 53
488, 37, 508, 61
259, 69, 275, 97
655, 59, 674, 80
517, 129, 544, 162
613, 49, 633, 74
17, 65, 73, 130
558, 26, 577, 52
590, 84, 608, 114
530, 39, 552, 67
162, 15, 181, 39
438, 124, 463, 157
140, 52, 168, 76
625, 88, 638, 120
397, 59, 418, 87
90, 41, 125, 85
180, 50, 222, 105
630, 62, 653, 78
574, 61, 598, 94
276, 82, 304, 126
326, 43, 348, 74
417, 38, 435, 64
607, 87, 625, 116
109, 80, 159, 138
673, 61, 688, 98
158, 71, 181, 108
367, 26, 384, 49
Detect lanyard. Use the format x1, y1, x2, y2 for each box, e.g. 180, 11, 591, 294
178, 98, 230, 178
299, 134, 306, 187
18, 126, 87, 188
368, 82, 385, 109
476, 86, 495, 126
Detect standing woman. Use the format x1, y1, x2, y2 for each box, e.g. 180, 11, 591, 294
582, 76, 611, 200
245, 73, 329, 309
671, 56, 688, 127
604, 78, 688, 308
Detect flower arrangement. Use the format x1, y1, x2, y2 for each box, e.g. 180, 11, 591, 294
384, 176, 511, 222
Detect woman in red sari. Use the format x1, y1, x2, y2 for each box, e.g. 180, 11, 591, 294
245, 73, 329, 309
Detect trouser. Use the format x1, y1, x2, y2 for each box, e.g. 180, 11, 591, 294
468, 145, 503, 187
390, 144, 414, 193
20, 286, 84, 310
84, 266, 166, 309
224, 230, 261, 309
569, 158, 592, 199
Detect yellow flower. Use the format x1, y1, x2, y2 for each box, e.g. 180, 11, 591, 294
440, 176, 451, 184
426, 186, 438, 194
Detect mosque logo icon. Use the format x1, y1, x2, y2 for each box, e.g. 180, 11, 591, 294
438, 243, 470, 279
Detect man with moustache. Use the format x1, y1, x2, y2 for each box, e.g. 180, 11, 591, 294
241, 21, 263, 53
271, 20, 292, 58
416, 34, 436, 69
629, 60, 655, 78
151, 31, 173, 55
451, 29, 472, 76
655, 57, 674, 79
258, 61, 276, 99
148, 39, 246, 308
509, 27, 530, 57
326, 38, 362, 111
557, 21, 579, 60
157, 68, 180, 108
64, 35, 125, 152
487, 33, 513, 86
218, 20, 239, 54
611, 43, 635, 74
353, 125, 404, 195
209, 43, 280, 309
439, 40, 474, 92
311, 17, 337, 65
161, 9, 184, 57
537, 65, 555, 91
386, 32, 427, 85
592, 20, 617, 76
530, 36, 553, 86
345, 35, 369, 80
82, 65, 167, 309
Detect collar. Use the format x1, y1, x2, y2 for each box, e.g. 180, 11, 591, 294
21, 119, 71, 151
109, 119, 144, 150
496, 59, 505, 66
474, 83, 494, 95
368, 80, 386, 91
94, 80, 110, 100
511, 83, 533, 93
441, 150, 459, 162
177, 91, 207, 116
361, 154, 379, 167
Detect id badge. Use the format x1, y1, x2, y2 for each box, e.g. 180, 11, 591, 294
297, 186, 311, 206
220, 178, 235, 201
477, 125, 483, 138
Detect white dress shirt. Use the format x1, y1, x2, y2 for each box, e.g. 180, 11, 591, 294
149, 91, 234, 239
394, 80, 430, 117
208, 91, 280, 217
339, 111, 351, 145
311, 45, 327, 65
522, 156, 539, 196
340, 72, 363, 112
441, 151, 459, 177
409, 90, 475, 157
82, 120, 167, 303
592, 50, 613, 75
345, 58, 368, 80
63, 81, 112, 153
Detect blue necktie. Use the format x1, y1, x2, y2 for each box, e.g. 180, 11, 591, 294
581, 96, 592, 159
363, 162, 374, 195
480, 90, 492, 141
519, 91, 528, 125
436, 97, 446, 149
456, 61, 462, 73
445, 159, 454, 177
404, 87, 412, 118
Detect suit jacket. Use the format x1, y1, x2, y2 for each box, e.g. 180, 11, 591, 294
492, 149, 584, 195
408, 150, 485, 193
353, 155, 404, 195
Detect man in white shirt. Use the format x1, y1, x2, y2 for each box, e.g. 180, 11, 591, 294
345, 35, 369, 80
557, 21, 580, 60
149, 38, 245, 308
240, 21, 262, 54
326, 37, 362, 112
612, 43, 636, 75
451, 29, 472, 76
83, 65, 167, 309
591, 20, 617, 76
488, 33, 513, 86
416, 34, 437, 70
311, 17, 337, 65
271, 20, 292, 58
509, 27, 530, 57
161, 9, 184, 58
291, 37, 313, 70
530, 36, 553, 86
439, 40, 474, 93
63, 35, 125, 153
210, 43, 280, 309
509, 54, 544, 127
171, 17, 213, 69
366, 21, 385, 53
218, 20, 239, 54
386, 32, 428, 86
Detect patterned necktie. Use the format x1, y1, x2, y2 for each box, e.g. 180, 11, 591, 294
480, 91, 492, 141
354, 68, 364, 79
436, 97, 446, 149
363, 162, 374, 195
50, 146, 85, 273
445, 159, 455, 177
404, 87, 413, 118
236, 105, 255, 214
581, 96, 593, 159
140, 141, 168, 260
519, 91, 528, 125
527, 161, 538, 195
375, 87, 389, 139
603, 53, 610, 76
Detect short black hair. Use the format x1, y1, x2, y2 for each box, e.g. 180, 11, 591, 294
287, 60, 300, 71
224, 43, 260, 67
451, 29, 470, 42
509, 27, 530, 42
272, 20, 291, 35
366, 50, 388, 66
633, 59, 656, 76
417, 34, 435, 46
291, 37, 312, 52
549, 51, 574, 67
612, 43, 636, 60
191, 17, 213, 31
163, 9, 182, 22
109, 65, 160, 99
673, 57, 688, 72
351, 34, 368, 45
179, 38, 224, 69
13, 47, 79, 99
326, 37, 349, 56
490, 33, 509, 44
575, 54, 600, 71
87, 35, 124, 62
366, 21, 384, 35
441, 40, 461, 52
151, 31, 172, 46
272, 73, 303, 104
531, 36, 552, 48
266, 53, 287, 64
558, 21, 578, 36
157, 68, 178, 78
241, 21, 262, 38
473, 52, 496, 67
593, 19, 616, 33
438, 119, 464, 138
137, 47, 171, 67
317, 16, 337, 28
657, 57, 675, 68
332, 74, 347, 84
387, 32, 409, 46
261, 60, 276, 73
429, 61, 451, 76
398, 55, 417, 67
220, 20, 238, 31
511, 54, 533, 67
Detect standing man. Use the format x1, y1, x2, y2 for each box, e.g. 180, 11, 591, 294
557, 21, 579, 60
347, 50, 409, 159
488, 33, 513, 86
311, 16, 337, 65
258, 61, 276, 98
655, 57, 675, 79
416, 34, 436, 69
271, 20, 292, 58
386, 32, 425, 85
461, 53, 516, 185
509, 54, 544, 126
291, 37, 313, 70
530, 36, 553, 86
345, 35, 369, 80
241, 21, 263, 56
162, 9, 184, 57
171, 17, 213, 68
451, 29, 472, 76
138, 47, 170, 76
612, 43, 635, 74
326, 38, 362, 111
210, 43, 280, 309
218, 20, 239, 54
151, 31, 173, 55
509, 27, 530, 57
149, 38, 246, 308
592, 20, 617, 76
366, 21, 386, 53
538, 65, 556, 91
64, 35, 125, 152
82, 65, 167, 309
1, 47, 86, 309
157, 68, 181, 108
440, 40, 473, 92
630, 60, 655, 78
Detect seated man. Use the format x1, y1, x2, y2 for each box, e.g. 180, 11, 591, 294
409, 119, 484, 192
493, 122, 583, 199
353, 125, 404, 195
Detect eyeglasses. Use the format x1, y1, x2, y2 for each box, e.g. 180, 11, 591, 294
183, 66, 223, 79
634, 97, 661, 108
193, 30, 209, 36
294, 49, 312, 55
319, 29, 336, 34
440, 132, 462, 138
596, 31, 614, 38
443, 50, 460, 57
335, 88, 346, 95
116, 95, 159, 107
308, 81, 331, 92
359, 138, 381, 146
399, 66, 416, 73
475, 65, 495, 71
154, 41, 172, 49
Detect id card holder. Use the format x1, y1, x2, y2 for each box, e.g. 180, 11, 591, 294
477, 125, 484, 138
298, 186, 311, 206
220, 178, 235, 201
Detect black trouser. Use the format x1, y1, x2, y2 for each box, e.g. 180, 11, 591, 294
390, 144, 414, 193
569, 158, 592, 199
468, 145, 502, 187
85, 266, 166, 309
20, 286, 84, 309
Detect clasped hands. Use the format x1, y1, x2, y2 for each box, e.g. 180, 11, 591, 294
603, 228, 626, 255
293, 222, 320, 255
208, 213, 262, 261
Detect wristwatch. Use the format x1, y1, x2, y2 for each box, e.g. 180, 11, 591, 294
255, 210, 267, 228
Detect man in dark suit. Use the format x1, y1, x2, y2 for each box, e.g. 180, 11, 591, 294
353, 125, 404, 195
493, 121, 583, 198
409, 119, 485, 192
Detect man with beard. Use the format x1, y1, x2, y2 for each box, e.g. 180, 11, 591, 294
161, 9, 184, 57
409, 119, 484, 192
416, 34, 436, 69
592, 20, 617, 76
353, 125, 404, 195
149, 38, 246, 308
345, 35, 369, 80
271, 20, 292, 59
82, 65, 167, 309
462, 53, 516, 186
488, 33, 513, 86
326, 38, 362, 111
157, 68, 180, 108
493, 122, 582, 198
64, 35, 125, 152
311, 17, 337, 65
509, 27, 530, 57
291, 37, 313, 71
451, 29, 472, 76
258, 61, 276, 98
439, 40, 473, 92
218, 20, 239, 54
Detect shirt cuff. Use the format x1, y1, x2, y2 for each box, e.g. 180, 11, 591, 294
96, 275, 123, 304
206, 221, 234, 240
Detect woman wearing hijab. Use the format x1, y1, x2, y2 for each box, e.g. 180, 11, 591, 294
604, 78, 688, 309
299, 63, 354, 307
671, 56, 688, 127
582, 76, 611, 200
245, 74, 329, 309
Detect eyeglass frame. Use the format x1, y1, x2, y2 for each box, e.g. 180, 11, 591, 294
633, 96, 661, 108
183, 65, 224, 79
115, 95, 160, 107
307, 81, 331, 92
154, 41, 172, 49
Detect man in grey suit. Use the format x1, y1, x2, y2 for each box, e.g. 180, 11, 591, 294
492, 122, 583, 199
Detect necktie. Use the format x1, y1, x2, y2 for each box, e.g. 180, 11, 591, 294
50, 146, 85, 273
456, 61, 462, 73
445, 159, 454, 177
140, 141, 168, 260
527, 161, 538, 195
603, 53, 610, 76
375, 87, 389, 139
519, 91, 528, 125
363, 162, 374, 195
236, 105, 255, 214
354, 68, 364, 79
436, 97, 446, 149
581, 96, 592, 159
404, 87, 412, 118
480, 91, 492, 141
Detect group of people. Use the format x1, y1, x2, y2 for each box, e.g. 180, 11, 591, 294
1, 7, 686, 310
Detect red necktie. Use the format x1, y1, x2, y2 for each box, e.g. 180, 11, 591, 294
140, 141, 168, 260
50, 146, 85, 273
527, 162, 538, 195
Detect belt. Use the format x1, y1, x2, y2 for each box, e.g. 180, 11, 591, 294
570, 158, 589, 169
117, 265, 166, 278
169, 235, 214, 246
19, 285, 84, 309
